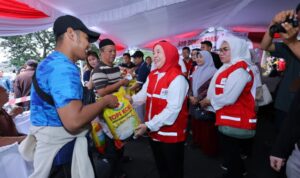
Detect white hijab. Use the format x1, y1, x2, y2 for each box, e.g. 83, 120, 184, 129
192, 51, 217, 96
207, 34, 252, 99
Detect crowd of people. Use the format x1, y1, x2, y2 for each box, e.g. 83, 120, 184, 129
0, 3, 300, 178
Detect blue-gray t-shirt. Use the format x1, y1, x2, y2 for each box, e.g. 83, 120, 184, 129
30, 51, 83, 126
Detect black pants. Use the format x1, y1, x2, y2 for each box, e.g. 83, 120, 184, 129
220, 133, 252, 178
149, 139, 184, 178
275, 109, 287, 132
97, 134, 124, 178
49, 163, 72, 178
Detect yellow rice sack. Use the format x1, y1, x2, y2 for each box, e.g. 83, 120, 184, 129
124, 79, 137, 96
101, 87, 140, 140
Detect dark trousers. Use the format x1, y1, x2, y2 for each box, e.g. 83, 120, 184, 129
99, 135, 124, 178
192, 118, 219, 156
49, 163, 72, 178
275, 109, 287, 132
149, 139, 184, 178
220, 133, 252, 178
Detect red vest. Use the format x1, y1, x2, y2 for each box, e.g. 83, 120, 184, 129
145, 68, 188, 143
215, 61, 257, 130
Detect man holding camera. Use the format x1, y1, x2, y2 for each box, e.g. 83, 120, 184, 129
261, 3, 300, 178
261, 4, 300, 127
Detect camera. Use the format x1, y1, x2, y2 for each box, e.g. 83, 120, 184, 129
269, 17, 299, 35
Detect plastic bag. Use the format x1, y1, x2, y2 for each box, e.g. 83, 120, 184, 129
91, 121, 106, 154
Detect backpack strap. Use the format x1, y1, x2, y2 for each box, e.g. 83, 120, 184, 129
32, 72, 55, 106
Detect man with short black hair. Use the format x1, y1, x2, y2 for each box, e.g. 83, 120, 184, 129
119, 52, 136, 69
182, 46, 193, 77
201, 40, 222, 69
130, 50, 150, 92
19, 15, 118, 178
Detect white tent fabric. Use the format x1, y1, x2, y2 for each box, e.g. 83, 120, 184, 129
1, 0, 299, 48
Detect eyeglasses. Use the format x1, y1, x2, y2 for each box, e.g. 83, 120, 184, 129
217, 47, 230, 53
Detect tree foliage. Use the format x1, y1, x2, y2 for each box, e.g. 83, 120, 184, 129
0, 29, 55, 67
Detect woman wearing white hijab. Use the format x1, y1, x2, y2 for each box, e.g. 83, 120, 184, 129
189, 51, 218, 156
200, 35, 257, 178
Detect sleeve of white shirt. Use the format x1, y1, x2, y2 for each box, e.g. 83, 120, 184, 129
145, 75, 189, 132
178, 58, 187, 73
211, 68, 251, 111
132, 78, 149, 107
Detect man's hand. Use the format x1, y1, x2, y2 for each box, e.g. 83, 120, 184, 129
121, 79, 130, 86
272, 10, 295, 25
271, 10, 299, 40
102, 94, 118, 108
281, 22, 299, 42
270, 155, 285, 172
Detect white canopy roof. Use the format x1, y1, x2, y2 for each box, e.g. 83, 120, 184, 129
2, 0, 299, 48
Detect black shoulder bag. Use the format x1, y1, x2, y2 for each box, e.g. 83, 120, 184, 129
32, 72, 55, 106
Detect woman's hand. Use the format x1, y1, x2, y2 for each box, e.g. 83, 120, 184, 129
199, 98, 211, 108
134, 124, 148, 139
189, 96, 198, 105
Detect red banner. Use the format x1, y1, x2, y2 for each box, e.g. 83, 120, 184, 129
0, 0, 48, 19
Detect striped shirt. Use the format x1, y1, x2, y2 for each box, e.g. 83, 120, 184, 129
91, 61, 122, 138
91, 61, 121, 93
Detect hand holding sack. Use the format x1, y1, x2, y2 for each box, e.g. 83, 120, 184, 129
125, 80, 137, 96
101, 87, 140, 147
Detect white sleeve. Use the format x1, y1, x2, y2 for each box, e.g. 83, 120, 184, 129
211, 68, 251, 111
132, 78, 148, 106
145, 75, 189, 131
178, 58, 187, 73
